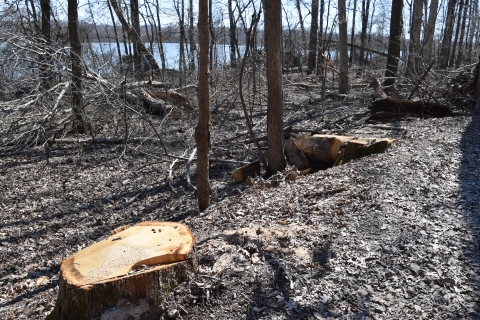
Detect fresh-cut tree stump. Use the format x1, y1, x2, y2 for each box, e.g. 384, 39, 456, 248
293, 134, 356, 165
47, 222, 197, 320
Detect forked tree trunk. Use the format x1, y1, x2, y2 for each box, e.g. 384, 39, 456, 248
264, 0, 286, 174
195, 0, 211, 211
47, 222, 197, 320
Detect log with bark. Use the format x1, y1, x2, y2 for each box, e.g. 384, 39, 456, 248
293, 134, 395, 166
47, 221, 197, 320
283, 137, 310, 170
369, 97, 453, 118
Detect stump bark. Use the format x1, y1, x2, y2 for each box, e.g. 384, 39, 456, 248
47, 221, 197, 320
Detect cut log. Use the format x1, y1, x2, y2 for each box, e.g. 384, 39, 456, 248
124, 91, 167, 116
147, 89, 191, 108
293, 134, 357, 165
47, 222, 197, 320
283, 138, 310, 170
340, 138, 396, 164
233, 160, 261, 183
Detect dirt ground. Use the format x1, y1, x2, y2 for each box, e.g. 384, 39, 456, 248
0, 73, 479, 319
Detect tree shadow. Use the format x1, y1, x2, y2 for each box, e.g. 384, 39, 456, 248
459, 114, 480, 316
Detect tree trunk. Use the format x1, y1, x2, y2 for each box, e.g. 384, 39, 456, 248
338, 0, 349, 93
188, 0, 196, 71
455, 0, 469, 67
264, 0, 286, 174
68, 0, 87, 134
407, 0, 423, 75
349, 0, 357, 64
40, 0, 52, 89
47, 222, 197, 320
195, 0, 211, 211
359, 0, 370, 73
307, 0, 319, 73
130, 0, 142, 79
422, 0, 438, 63
108, 0, 160, 71
228, 0, 237, 67
295, 0, 307, 53
154, 0, 167, 70
384, 0, 403, 87
466, 0, 477, 61
449, 0, 463, 67
106, 0, 124, 73
439, 0, 457, 68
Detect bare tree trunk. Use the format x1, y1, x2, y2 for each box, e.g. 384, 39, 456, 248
338, 0, 349, 93
349, 0, 357, 64
130, 0, 142, 79
228, 0, 237, 67
359, 0, 370, 72
384, 0, 403, 87
107, 0, 124, 73
467, 0, 478, 61
154, 0, 167, 70
440, 0, 457, 68
68, 0, 87, 133
316, 0, 324, 74
188, 0, 196, 71
40, 0, 52, 89
264, 0, 286, 174
108, 0, 160, 71
195, 0, 211, 211
422, 0, 438, 63
295, 0, 307, 53
455, 0, 469, 67
307, 0, 319, 73
407, 0, 423, 75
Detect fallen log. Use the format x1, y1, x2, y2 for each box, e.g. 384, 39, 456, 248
283, 138, 310, 170
293, 134, 356, 165
47, 222, 197, 320
147, 89, 192, 108
233, 160, 261, 183
369, 97, 453, 117
293, 134, 395, 166
124, 91, 167, 116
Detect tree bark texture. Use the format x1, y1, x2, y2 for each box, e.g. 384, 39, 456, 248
307, 0, 319, 73
130, 0, 142, 79
407, 0, 423, 75
439, 0, 457, 69
384, 0, 403, 87
359, 0, 370, 69
68, 0, 86, 133
338, 0, 349, 93
195, 0, 211, 211
264, 0, 286, 174
228, 0, 237, 67
422, 0, 438, 63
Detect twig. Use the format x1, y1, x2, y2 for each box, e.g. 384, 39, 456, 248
407, 59, 435, 100
186, 148, 197, 191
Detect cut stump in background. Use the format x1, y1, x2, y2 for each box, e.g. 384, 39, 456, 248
47, 221, 197, 320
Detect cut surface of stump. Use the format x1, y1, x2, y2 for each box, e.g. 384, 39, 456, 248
48, 221, 197, 320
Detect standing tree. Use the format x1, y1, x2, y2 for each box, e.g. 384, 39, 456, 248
384, 0, 403, 87
422, 0, 438, 63
359, 0, 370, 73
439, 0, 457, 68
40, 0, 52, 89
307, 0, 319, 73
130, 0, 142, 79
228, 0, 238, 67
338, 0, 349, 93
195, 0, 211, 211
407, 0, 423, 75
264, 0, 286, 174
68, 0, 87, 133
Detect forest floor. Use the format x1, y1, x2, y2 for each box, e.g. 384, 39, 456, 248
0, 73, 479, 319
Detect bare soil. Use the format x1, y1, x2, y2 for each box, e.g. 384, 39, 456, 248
1, 76, 479, 319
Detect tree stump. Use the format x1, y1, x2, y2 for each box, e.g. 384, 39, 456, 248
47, 222, 197, 320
